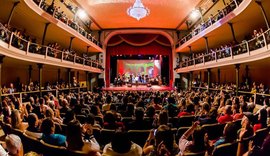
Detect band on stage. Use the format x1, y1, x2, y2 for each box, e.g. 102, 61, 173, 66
114, 73, 162, 86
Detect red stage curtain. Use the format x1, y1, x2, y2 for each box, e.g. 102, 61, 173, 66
107, 34, 171, 47
106, 42, 173, 87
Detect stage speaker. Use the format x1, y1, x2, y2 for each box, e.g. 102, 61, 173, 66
147, 83, 151, 87
175, 78, 181, 87
127, 83, 132, 87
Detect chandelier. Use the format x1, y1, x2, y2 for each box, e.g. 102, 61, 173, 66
127, 0, 150, 20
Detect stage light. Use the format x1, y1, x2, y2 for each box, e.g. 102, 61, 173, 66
77, 9, 87, 20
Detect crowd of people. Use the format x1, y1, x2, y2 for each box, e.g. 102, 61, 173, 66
177, 27, 269, 68
0, 22, 103, 70
32, 0, 102, 48
0, 83, 269, 155
178, 0, 243, 47
1, 77, 82, 94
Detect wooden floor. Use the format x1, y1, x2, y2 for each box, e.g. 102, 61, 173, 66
102, 85, 173, 91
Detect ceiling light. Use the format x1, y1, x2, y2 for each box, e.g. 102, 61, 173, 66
190, 9, 200, 20
77, 9, 87, 20
127, 0, 150, 20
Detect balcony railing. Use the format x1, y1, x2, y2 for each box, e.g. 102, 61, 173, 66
175, 28, 270, 69
32, 0, 102, 49
176, 0, 243, 48
1, 87, 88, 104
0, 23, 104, 70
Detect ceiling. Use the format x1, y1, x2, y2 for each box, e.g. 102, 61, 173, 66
74, 0, 203, 30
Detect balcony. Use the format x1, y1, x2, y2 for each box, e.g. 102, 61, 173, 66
175, 28, 270, 73
23, 0, 103, 52
176, 0, 252, 52
0, 23, 103, 73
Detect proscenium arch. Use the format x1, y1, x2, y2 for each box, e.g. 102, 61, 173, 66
103, 29, 176, 88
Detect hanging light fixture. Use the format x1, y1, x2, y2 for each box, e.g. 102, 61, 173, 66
127, 0, 150, 20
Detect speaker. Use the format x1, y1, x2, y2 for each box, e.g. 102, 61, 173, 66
127, 83, 132, 87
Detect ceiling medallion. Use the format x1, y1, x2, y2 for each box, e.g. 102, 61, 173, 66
127, 0, 150, 20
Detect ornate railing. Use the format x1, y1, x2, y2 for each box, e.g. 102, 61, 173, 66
0, 23, 104, 70
32, 0, 102, 48
176, 0, 243, 48
175, 28, 270, 69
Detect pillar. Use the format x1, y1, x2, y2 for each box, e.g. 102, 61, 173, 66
218, 68, 221, 84
189, 71, 193, 89
235, 64, 240, 96
178, 73, 182, 89
68, 37, 75, 51
228, 22, 237, 43
207, 68, 211, 89
245, 65, 249, 86
188, 46, 193, 58
199, 71, 202, 82
57, 69, 61, 82
204, 37, 209, 54
77, 71, 80, 82
28, 65, 32, 85
0, 56, 5, 103
37, 63, 43, 97
85, 71, 90, 91
67, 68, 71, 89
256, 0, 270, 29
7, 2, 20, 27
42, 23, 50, 45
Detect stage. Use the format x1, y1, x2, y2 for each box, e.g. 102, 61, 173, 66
102, 85, 173, 91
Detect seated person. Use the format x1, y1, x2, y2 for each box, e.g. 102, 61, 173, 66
11, 109, 28, 131
253, 108, 267, 132
1, 134, 24, 156
103, 111, 124, 130
66, 120, 100, 156
40, 118, 66, 147
126, 107, 152, 130
103, 131, 142, 156
24, 113, 42, 139
218, 105, 233, 124
214, 122, 238, 147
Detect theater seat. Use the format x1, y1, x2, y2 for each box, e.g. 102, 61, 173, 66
178, 116, 195, 128
212, 141, 238, 156
176, 127, 190, 141
76, 115, 87, 124
183, 151, 206, 156
254, 127, 269, 147
202, 123, 226, 140
128, 130, 150, 147
100, 129, 115, 146
22, 133, 43, 153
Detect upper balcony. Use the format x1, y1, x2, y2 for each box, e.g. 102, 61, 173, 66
22, 0, 103, 53
175, 28, 270, 73
0, 23, 103, 73
176, 0, 253, 52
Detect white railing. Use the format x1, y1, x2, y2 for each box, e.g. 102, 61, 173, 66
176, 0, 243, 48
176, 28, 270, 69
0, 23, 104, 70
33, 0, 102, 49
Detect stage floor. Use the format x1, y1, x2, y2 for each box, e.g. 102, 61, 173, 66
103, 85, 173, 91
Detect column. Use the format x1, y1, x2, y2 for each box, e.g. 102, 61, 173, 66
188, 46, 193, 58
189, 71, 193, 89
77, 71, 80, 83
28, 65, 32, 85
199, 71, 202, 83
42, 23, 50, 45
245, 65, 249, 86
7, 2, 20, 27
228, 22, 237, 43
178, 73, 182, 90
204, 37, 209, 54
218, 68, 221, 84
89, 73, 92, 91
85, 71, 89, 91
0, 56, 5, 103
207, 68, 211, 90
67, 68, 71, 89
37, 64, 43, 97
255, 1, 270, 29
235, 64, 240, 96
57, 69, 61, 83
68, 37, 75, 51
